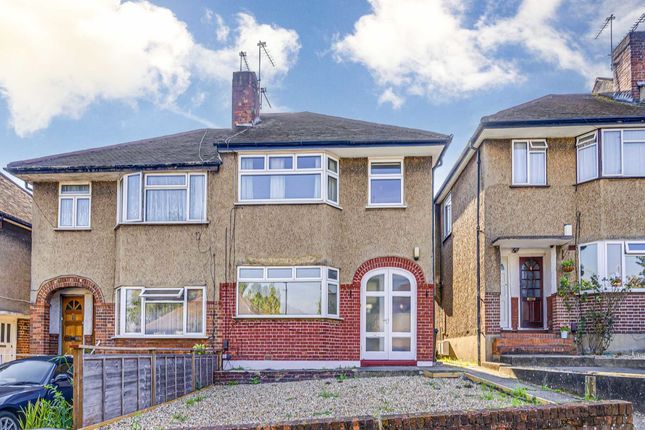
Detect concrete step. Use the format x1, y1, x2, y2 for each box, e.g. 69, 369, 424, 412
501, 354, 645, 369
493, 335, 576, 356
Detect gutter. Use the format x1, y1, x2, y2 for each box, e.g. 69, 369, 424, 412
219, 139, 449, 152
0, 211, 32, 231
6, 161, 222, 176
474, 146, 482, 366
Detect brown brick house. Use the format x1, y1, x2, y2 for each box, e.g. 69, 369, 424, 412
0, 172, 32, 363
7, 71, 449, 368
434, 32, 645, 363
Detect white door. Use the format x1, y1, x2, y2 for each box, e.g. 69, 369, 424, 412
361, 268, 416, 361
500, 257, 510, 330
0, 319, 16, 364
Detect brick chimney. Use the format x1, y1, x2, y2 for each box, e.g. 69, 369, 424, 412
612, 31, 645, 102
232, 71, 260, 128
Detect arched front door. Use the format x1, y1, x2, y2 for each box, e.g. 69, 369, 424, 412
61, 296, 85, 355
361, 268, 416, 361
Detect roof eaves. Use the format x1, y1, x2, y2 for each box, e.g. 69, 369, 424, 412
220, 138, 450, 151
6, 159, 222, 175
0, 210, 31, 230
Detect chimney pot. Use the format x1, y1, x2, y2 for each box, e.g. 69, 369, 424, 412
231, 71, 260, 128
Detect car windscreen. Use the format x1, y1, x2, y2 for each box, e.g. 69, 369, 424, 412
0, 360, 54, 385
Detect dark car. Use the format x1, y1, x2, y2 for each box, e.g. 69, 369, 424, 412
0, 356, 73, 430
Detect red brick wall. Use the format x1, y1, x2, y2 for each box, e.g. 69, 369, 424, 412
613, 31, 645, 101
216, 257, 434, 362
483, 292, 500, 335
231, 71, 259, 127
16, 318, 30, 356
511, 297, 519, 330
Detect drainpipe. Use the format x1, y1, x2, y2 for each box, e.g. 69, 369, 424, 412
474, 147, 482, 366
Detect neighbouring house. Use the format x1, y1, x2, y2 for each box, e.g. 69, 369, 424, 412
434, 31, 645, 363
0, 172, 32, 363
6, 71, 449, 368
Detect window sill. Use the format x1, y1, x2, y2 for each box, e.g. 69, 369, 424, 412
576, 175, 645, 186
115, 221, 209, 229
365, 204, 407, 209
112, 335, 209, 339
509, 184, 550, 188
55, 228, 91, 232
234, 315, 343, 321
235, 201, 342, 210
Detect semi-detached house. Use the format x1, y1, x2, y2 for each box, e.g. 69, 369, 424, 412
7, 71, 449, 368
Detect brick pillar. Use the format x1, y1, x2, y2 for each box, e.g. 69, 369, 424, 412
29, 302, 50, 354
511, 298, 519, 331
16, 319, 30, 357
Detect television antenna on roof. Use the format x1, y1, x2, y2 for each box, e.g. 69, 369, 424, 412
257, 41, 276, 110
630, 12, 645, 33
595, 14, 616, 70
239, 51, 250, 71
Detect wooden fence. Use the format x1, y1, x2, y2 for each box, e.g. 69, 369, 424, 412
72, 345, 221, 429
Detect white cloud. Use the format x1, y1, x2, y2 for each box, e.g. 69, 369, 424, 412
0, 0, 300, 136
333, 0, 630, 105
214, 14, 230, 42
378, 88, 404, 109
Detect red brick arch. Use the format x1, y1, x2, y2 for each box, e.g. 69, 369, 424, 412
35, 275, 105, 306
352, 256, 427, 286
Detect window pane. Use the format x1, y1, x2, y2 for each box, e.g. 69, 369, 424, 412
59, 198, 73, 227
238, 282, 286, 315
125, 289, 141, 333
371, 162, 401, 175
365, 296, 384, 332
392, 296, 411, 332
603, 131, 622, 175
577, 144, 598, 182
327, 158, 338, 173
370, 179, 401, 204
327, 175, 338, 202
625, 255, 645, 286
296, 267, 321, 278
513, 142, 528, 183
623, 142, 645, 176
146, 175, 186, 186
145, 189, 186, 221
297, 156, 321, 169
269, 156, 293, 170
267, 268, 292, 279
284, 174, 320, 199
392, 274, 411, 291
126, 174, 141, 220
115, 290, 120, 335
61, 184, 90, 194
529, 151, 546, 184
627, 242, 645, 253
623, 130, 645, 140
239, 268, 264, 279
367, 274, 384, 291
186, 289, 203, 333
327, 283, 338, 315
240, 175, 271, 200
76, 198, 90, 227
241, 157, 265, 170
606, 243, 622, 280
145, 302, 183, 335
286, 282, 321, 315
366, 337, 384, 352
327, 269, 338, 280
579, 244, 598, 282
392, 337, 411, 352
189, 175, 205, 220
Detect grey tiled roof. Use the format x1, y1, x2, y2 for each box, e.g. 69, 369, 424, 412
482, 94, 645, 124
0, 172, 31, 226
7, 112, 448, 174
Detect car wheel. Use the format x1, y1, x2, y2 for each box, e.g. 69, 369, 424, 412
0, 411, 19, 430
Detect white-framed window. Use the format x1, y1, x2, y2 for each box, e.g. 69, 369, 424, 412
576, 132, 598, 183
58, 183, 91, 229
602, 129, 645, 177
238, 153, 339, 205
236, 266, 340, 318
512, 140, 547, 185
368, 158, 404, 206
118, 172, 207, 223
579, 240, 645, 289
115, 286, 206, 337
442, 193, 452, 239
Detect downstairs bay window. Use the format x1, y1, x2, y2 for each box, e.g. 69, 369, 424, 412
115, 286, 206, 337
237, 266, 340, 318
118, 172, 207, 223
238, 153, 339, 205
579, 240, 645, 289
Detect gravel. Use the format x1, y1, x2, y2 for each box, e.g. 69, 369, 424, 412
635, 412, 645, 430
102, 376, 527, 429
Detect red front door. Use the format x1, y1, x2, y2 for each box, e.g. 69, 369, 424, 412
519, 257, 543, 329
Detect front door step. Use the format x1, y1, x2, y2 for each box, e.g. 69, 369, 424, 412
493, 333, 576, 356
360, 360, 417, 367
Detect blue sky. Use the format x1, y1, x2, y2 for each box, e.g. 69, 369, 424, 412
0, 0, 643, 191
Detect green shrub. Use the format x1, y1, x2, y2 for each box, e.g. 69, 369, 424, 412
20, 385, 72, 430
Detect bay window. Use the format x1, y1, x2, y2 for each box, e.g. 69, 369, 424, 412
512, 140, 547, 185
369, 159, 404, 206
238, 153, 339, 205
237, 266, 340, 318
119, 172, 207, 223
602, 129, 645, 177
576, 132, 598, 182
578, 241, 645, 288
115, 286, 206, 336
442, 193, 452, 239
58, 183, 91, 229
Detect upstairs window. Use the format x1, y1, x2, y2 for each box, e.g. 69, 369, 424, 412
58, 183, 91, 229
119, 172, 207, 223
576, 132, 598, 183
512, 140, 547, 185
237, 266, 340, 318
369, 159, 404, 206
442, 193, 452, 239
238, 153, 339, 205
602, 129, 645, 177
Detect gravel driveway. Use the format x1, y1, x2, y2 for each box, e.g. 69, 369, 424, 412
102, 376, 526, 429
